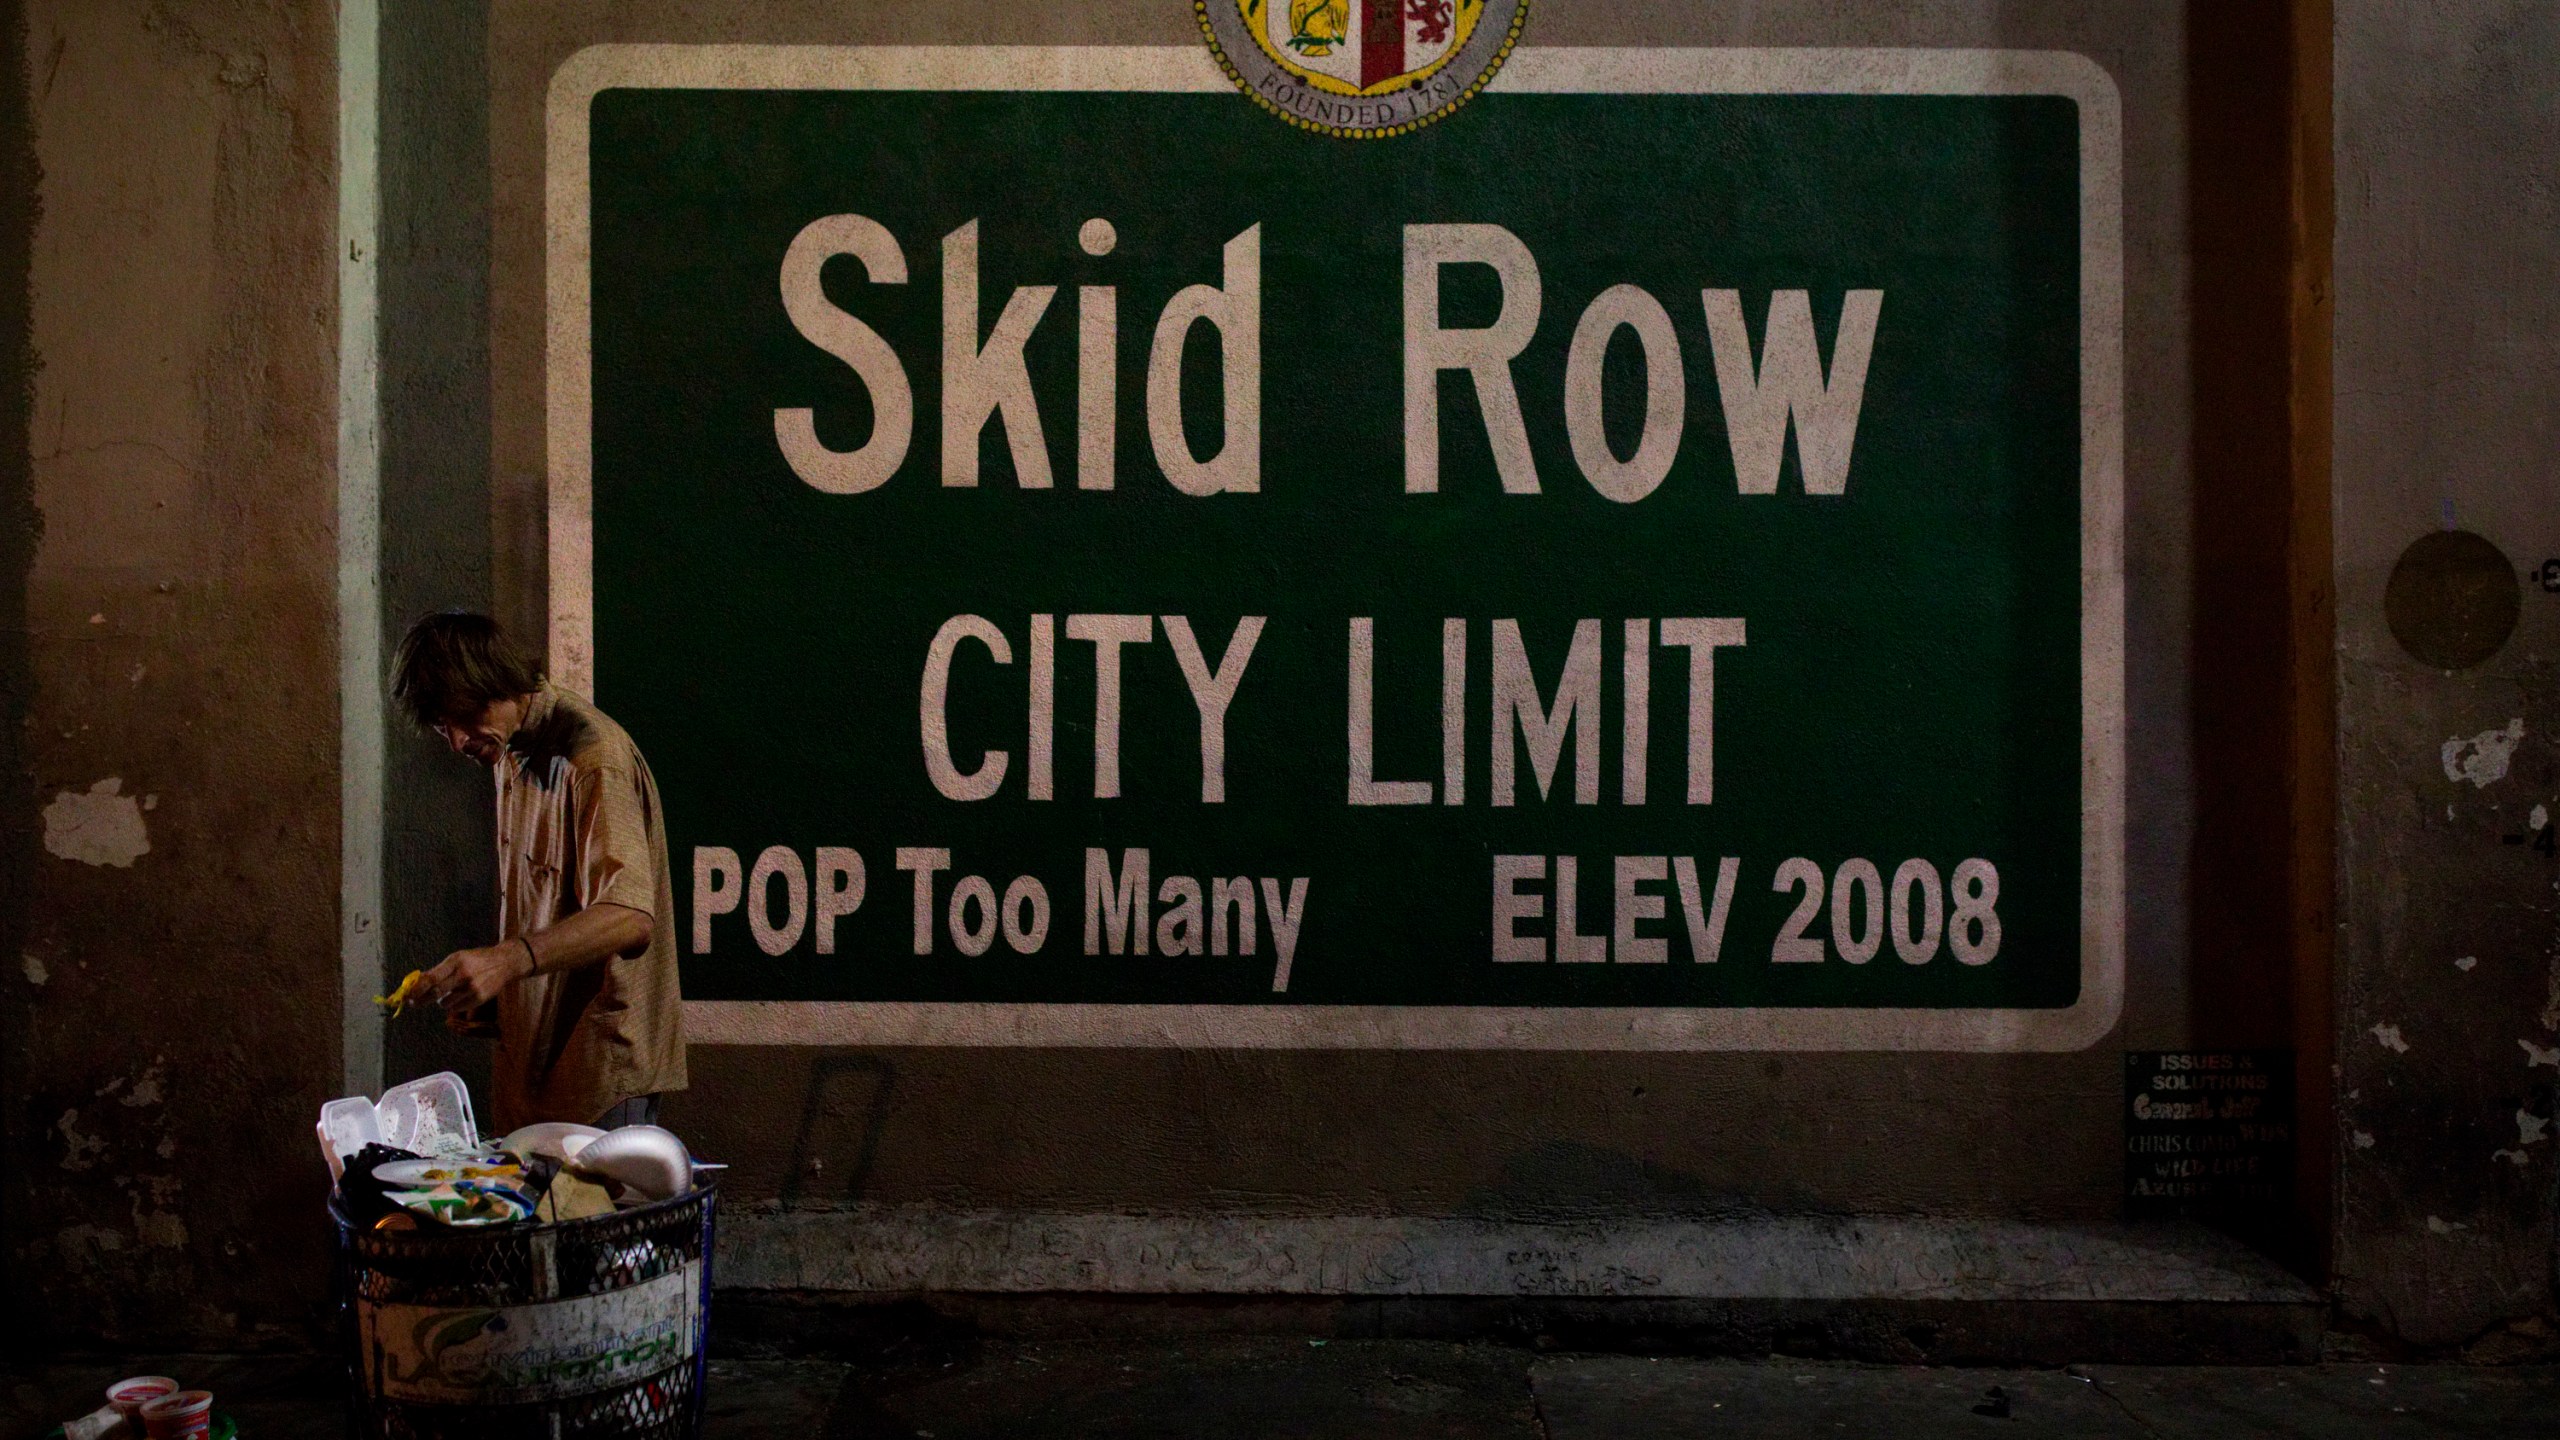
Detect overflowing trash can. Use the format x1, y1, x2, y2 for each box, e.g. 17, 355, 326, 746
334, 1177, 716, 1439
320, 1072, 719, 1440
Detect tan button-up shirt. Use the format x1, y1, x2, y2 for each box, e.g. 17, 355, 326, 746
491, 683, 687, 1132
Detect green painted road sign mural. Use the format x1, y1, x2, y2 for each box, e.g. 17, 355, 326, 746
547, 46, 2123, 1050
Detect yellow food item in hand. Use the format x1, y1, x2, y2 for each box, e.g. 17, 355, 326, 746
374, 969, 429, 1016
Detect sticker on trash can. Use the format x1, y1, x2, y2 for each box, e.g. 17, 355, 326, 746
361, 1260, 703, 1404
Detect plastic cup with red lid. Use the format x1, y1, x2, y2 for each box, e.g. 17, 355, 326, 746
138, 1389, 214, 1440
105, 1376, 177, 1427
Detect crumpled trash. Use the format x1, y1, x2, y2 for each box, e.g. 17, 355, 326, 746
327, 1083, 713, 1230
369, 1153, 540, 1227
390, 1178, 535, 1226
536, 1170, 617, 1222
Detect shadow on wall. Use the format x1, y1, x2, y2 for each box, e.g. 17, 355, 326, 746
778, 1053, 898, 1209
2183, 0, 2330, 1285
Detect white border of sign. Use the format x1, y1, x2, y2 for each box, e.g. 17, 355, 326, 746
547, 44, 2124, 1051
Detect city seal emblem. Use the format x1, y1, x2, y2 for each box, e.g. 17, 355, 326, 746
1197, 0, 1530, 139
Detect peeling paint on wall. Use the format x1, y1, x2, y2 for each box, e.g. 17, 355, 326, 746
13, 0, 400, 1351
2371, 1023, 2409, 1053
2491, 1109, 2544, 1169
56, 1110, 104, 1171
56, 1226, 125, 1260
123, 1174, 187, 1249
2440, 719, 2525, 788
2335, 11, 2560, 1320
40, 778, 150, 866
134, 1209, 186, 1249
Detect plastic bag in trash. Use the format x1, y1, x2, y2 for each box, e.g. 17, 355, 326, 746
337, 1142, 424, 1226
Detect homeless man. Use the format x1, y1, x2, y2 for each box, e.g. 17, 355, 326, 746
395, 611, 687, 1132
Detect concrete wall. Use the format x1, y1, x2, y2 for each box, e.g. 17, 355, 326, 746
20, 0, 2548, 1355
6, 0, 341, 1346
378, 0, 497, 1110
2332, 0, 2560, 1354
480, 0, 2211, 1251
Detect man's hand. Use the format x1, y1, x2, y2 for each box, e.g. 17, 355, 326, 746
421, 908, 645, 1020
426, 941, 534, 1012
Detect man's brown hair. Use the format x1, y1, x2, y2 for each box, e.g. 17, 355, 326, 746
392, 611, 545, 728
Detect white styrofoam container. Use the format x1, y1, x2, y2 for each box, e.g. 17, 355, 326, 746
316, 1071, 482, 1180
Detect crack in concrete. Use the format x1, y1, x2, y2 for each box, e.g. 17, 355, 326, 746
2075, 1370, 2170, 1439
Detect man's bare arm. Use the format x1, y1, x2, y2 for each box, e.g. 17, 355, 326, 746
427, 903, 654, 1011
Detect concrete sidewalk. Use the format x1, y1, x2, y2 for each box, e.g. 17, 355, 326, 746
10, 1344, 2559, 1438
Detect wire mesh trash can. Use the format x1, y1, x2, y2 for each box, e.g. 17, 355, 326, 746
333, 1181, 716, 1440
